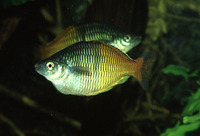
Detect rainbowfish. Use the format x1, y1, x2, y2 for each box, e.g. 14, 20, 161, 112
39, 22, 142, 59
35, 41, 149, 96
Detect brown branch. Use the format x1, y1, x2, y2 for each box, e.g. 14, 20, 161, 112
145, 92, 153, 116
0, 17, 21, 49
149, 6, 200, 23
0, 84, 81, 130
142, 102, 170, 114
55, 0, 62, 25
161, 38, 190, 67
165, 12, 200, 23
125, 101, 180, 122
0, 113, 25, 136
125, 112, 179, 122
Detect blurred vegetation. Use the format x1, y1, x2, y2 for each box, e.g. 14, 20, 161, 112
0, 0, 35, 8
161, 65, 200, 136
0, 0, 200, 136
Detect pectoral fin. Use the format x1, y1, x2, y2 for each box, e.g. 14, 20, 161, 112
69, 66, 92, 76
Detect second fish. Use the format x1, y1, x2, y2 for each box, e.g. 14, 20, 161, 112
39, 22, 142, 59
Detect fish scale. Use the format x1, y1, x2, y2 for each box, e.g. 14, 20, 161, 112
58, 42, 136, 95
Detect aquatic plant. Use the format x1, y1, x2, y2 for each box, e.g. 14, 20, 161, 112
161, 65, 200, 136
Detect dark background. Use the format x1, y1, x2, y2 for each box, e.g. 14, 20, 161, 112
0, 0, 200, 136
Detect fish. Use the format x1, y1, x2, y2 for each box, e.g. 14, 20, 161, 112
39, 22, 142, 59
35, 41, 149, 96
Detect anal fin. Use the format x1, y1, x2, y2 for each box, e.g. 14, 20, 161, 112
118, 76, 130, 84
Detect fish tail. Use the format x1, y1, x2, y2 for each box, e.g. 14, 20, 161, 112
132, 52, 151, 91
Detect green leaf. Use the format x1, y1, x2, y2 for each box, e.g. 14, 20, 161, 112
161, 88, 200, 136
158, 0, 166, 13
183, 113, 200, 124
196, 80, 200, 86
189, 70, 199, 78
161, 121, 200, 136
162, 64, 190, 79
182, 88, 200, 116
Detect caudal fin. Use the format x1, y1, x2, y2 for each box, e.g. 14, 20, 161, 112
133, 52, 151, 91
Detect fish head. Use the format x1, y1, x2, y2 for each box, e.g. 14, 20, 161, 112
112, 33, 142, 53
34, 57, 68, 82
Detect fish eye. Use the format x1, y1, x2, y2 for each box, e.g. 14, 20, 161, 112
46, 62, 54, 71
124, 35, 131, 42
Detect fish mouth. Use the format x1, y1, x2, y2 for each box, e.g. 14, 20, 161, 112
34, 64, 45, 76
